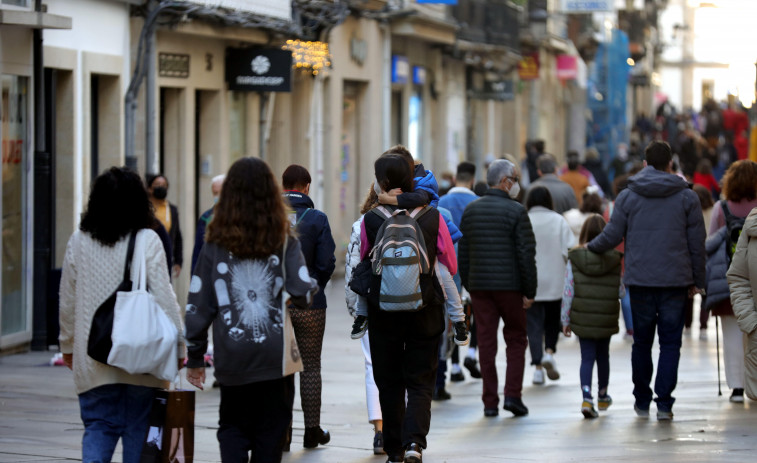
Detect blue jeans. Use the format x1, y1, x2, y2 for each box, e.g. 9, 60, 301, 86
621, 290, 633, 332
78, 384, 155, 463
629, 286, 687, 412
578, 337, 611, 399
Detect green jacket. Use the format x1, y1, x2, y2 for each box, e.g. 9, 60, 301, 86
569, 247, 622, 339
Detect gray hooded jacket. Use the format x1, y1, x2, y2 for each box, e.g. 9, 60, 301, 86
587, 166, 706, 288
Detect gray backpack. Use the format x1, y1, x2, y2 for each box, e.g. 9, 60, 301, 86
370, 205, 432, 312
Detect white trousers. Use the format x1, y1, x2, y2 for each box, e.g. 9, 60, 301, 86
720, 315, 746, 389
361, 330, 382, 422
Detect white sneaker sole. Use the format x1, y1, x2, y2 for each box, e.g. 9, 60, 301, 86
454, 334, 470, 346
541, 358, 560, 380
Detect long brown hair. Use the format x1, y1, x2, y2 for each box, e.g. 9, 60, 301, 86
579, 214, 606, 245
360, 183, 379, 215
206, 157, 290, 259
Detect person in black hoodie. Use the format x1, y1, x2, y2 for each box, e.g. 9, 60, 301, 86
281, 165, 336, 449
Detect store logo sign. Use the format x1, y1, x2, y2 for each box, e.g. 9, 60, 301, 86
226, 48, 292, 92
251, 55, 271, 75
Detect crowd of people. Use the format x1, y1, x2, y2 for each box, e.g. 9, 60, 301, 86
57, 100, 757, 462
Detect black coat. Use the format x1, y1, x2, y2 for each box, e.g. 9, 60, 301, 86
458, 188, 537, 298
283, 191, 336, 309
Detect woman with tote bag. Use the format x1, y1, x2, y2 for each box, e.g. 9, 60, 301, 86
185, 157, 318, 463
58, 167, 185, 463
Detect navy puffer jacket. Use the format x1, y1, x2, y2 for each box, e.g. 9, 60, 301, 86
705, 227, 730, 310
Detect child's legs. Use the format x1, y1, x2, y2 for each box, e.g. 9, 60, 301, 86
578, 337, 597, 398
595, 337, 612, 395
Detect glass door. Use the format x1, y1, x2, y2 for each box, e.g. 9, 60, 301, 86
1, 75, 29, 341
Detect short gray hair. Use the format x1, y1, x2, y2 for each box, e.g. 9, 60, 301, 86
536, 154, 557, 174
487, 159, 515, 186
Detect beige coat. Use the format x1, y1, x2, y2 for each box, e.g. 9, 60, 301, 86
726, 209, 757, 400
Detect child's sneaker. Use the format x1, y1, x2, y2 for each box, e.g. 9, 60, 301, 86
453, 321, 469, 346
351, 315, 368, 339
597, 395, 613, 411
581, 400, 598, 419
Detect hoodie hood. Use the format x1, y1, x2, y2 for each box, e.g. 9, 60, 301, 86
569, 247, 622, 277
282, 190, 315, 209
743, 208, 757, 237
627, 166, 690, 198
414, 164, 441, 207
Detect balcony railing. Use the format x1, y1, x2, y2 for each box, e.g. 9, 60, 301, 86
451, 0, 521, 50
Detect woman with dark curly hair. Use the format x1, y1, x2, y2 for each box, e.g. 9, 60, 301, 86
185, 157, 317, 462
59, 167, 184, 463
705, 160, 757, 403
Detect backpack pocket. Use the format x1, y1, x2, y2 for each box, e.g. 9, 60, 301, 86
378, 243, 423, 312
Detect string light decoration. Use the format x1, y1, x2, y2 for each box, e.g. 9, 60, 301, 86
282, 39, 332, 75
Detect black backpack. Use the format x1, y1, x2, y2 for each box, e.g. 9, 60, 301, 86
721, 200, 745, 264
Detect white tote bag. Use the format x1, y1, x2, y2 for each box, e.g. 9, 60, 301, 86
108, 230, 179, 381
281, 236, 304, 377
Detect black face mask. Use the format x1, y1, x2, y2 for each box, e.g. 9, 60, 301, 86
152, 186, 168, 200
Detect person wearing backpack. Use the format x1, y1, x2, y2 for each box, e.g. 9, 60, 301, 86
357, 153, 457, 463
281, 164, 336, 448
707, 160, 757, 402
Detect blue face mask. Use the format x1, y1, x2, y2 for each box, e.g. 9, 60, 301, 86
213, 196, 219, 205
440, 180, 451, 190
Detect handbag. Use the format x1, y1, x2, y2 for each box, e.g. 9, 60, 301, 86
281, 236, 304, 377
87, 230, 138, 364
140, 388, 195, 463
107, 230, 179, 381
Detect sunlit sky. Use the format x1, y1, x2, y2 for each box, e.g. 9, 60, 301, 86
662, 0, 757, 107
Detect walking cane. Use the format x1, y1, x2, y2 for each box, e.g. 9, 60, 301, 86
715, 315, 722, 396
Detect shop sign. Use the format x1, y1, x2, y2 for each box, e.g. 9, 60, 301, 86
469, 80, 515, 101
562, 0, 611, 12
413, 66, 426, 85
392, 55, 409, 84
556, 55, 578, 80
226, 48, 292, 92
159, 53, 190, 78
518, 53, 540, 80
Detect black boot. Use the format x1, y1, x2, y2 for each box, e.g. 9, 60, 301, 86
303, 426, 330, 448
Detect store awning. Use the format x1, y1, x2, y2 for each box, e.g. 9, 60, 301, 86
0, 10, 71, 29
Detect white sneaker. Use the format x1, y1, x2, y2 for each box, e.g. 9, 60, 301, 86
541, 353, 560, 380
532, 368, 545, 385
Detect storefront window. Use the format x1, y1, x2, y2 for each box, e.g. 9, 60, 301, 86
408, 91, 423, 158
1, 75, 28, 336
1, 0, 29, 6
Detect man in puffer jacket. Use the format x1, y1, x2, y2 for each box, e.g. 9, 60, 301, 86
459, 159, 537, 418
726, 208, 757, 401
587, 141, 706, 421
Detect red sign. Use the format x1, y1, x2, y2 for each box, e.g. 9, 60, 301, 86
518, 53, 540, 80
556, 55, 578, 80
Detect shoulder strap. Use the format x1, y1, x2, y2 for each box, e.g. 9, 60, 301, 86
409, 205, 432, 220
720, 200, 732, 220
122, 230, 138, 283
371, 205, 393, 219
295, 208, 311, 226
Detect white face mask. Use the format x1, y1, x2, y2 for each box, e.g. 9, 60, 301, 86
373, 180, 382, 196
508, 181, 520, 199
